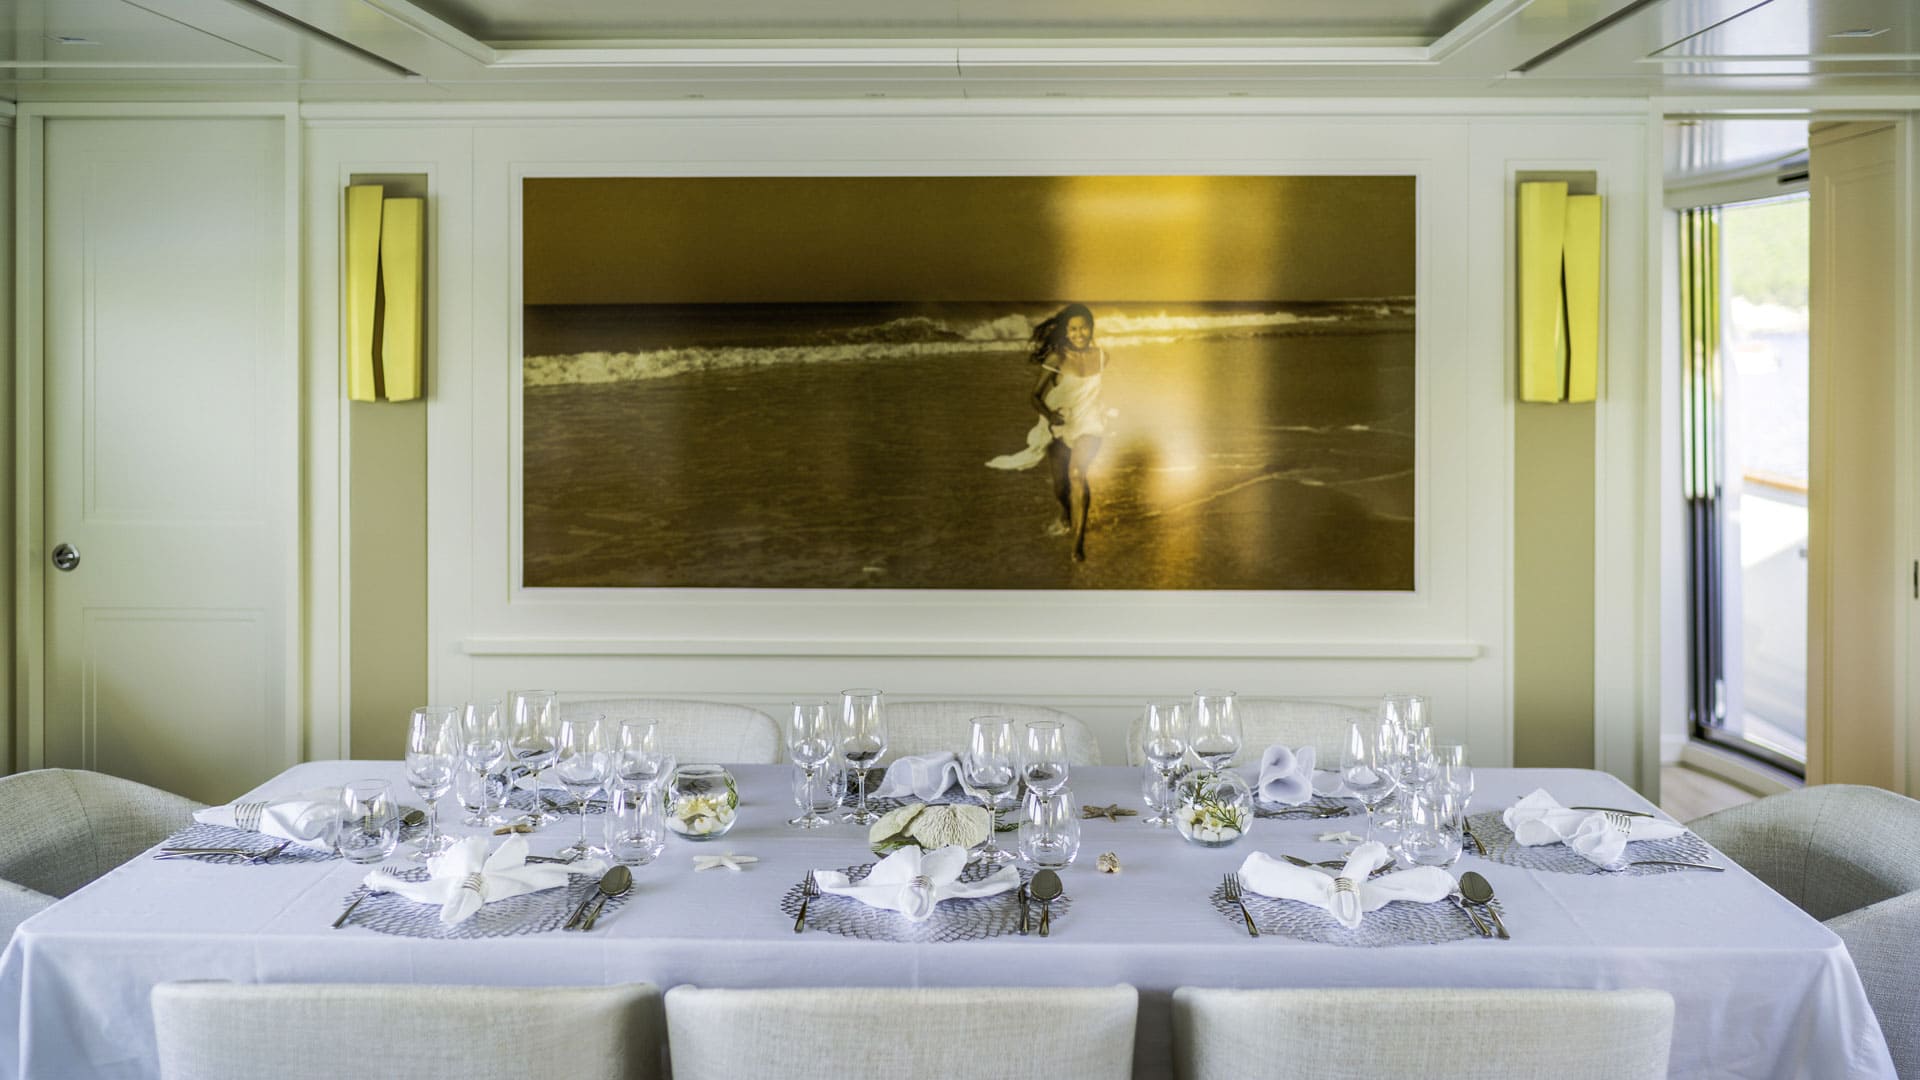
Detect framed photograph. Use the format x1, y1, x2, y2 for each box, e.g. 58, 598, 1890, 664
521, 175, 1414, 591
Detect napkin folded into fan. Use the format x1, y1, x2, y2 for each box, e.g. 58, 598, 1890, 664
1255, 745, 1318, 806
873, 752, 964, 801
814, 844, 1018, 922
1236, 841, 1455, 929
364, 836, 605, 925
193, 795, 338, 851
1501, 790, 1686, 868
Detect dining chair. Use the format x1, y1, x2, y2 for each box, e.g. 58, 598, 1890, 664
559, 698, 782, 763
1126, 697, 1374, 767
881, 701, 1103, 765
0, 769, 201, 902
1172, 987, 1673, 1080
1689, 784, 1920, 1077
152, 981, 664, 1080
665, 985, 1137, 1080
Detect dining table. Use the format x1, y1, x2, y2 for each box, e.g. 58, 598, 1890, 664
0, 762, 1898, 1079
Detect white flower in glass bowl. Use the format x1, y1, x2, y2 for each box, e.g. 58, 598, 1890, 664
1174, 770, 1253, 847
666, 765, 739, 841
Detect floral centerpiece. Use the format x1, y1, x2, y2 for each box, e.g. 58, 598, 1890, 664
1175, 769, 1253, 847
666, 765, 738, 840
868, 802, 994, 856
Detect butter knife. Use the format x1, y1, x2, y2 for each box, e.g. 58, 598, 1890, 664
1017, 880, 1030, 935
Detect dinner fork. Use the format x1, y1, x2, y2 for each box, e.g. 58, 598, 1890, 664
1222, 873, 1258, 937
331, 871, 399, 928
156, 840, 292, 864
793, 871, 819, 933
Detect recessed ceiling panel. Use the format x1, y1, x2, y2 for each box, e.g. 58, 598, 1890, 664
0, 0, 280, 67
1655, 0, 1917, 60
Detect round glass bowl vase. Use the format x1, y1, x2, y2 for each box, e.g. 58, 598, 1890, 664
665, 765, 739, 841
1174, 769, 1254, 848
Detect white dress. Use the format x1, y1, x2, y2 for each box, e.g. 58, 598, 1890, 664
985, 354, 1106, 472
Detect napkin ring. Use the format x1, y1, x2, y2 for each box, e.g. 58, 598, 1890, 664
1333, 876, 1358, 896
909, 875, 933, 892
460, 872, 487, 901
234, 801, 267, 833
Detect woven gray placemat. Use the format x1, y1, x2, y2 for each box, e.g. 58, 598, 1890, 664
333, 864, 629, 938
505, 789, 607, 816
1466, 812, 1718, 876
1208, 879, 1497, 946
779, 862, 1067, 942
158, 823, 339, 864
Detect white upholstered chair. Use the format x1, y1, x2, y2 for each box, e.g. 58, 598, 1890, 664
1126, 697, 1374, 767
152, 982, 664, 1080
1690, 785, 1920, 1078
559, 698, 781, 763
665, 985, 1137, 1080
880, 701, 1102, 765
1172, 987, 1673, 1080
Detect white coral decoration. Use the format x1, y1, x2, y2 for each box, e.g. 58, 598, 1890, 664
668, 794, 735, 835
869, 802, 992, 854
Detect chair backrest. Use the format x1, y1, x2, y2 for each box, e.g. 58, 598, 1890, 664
666, 985, 1135, 1080
0, 769, 201, 898
560, 699, 782, 764
0, 877, 54, 947
882, 701, 1103, 765
1172, 987, 1673, 1080
152, 982, 663, 1080
1688, 784, 1920, 920
1126, 698, 1374, 767
1828, 889, 1920, 1080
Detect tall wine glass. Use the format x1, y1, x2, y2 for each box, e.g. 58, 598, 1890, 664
1140, 701, 1187, 827
1190, 690, 1242, 771
963, 717, 1017, 864
1022, 720, 1070, 796
612, 719, 672, 793
404, 706, 458, 861
838, 689, 887, 825
786, 700, 835, 829
1435, 743, 1474, 815
458, 699, 506, 826
508, 690, 558, 828
1341, 718, 1399, 843
553, 713, 610, 859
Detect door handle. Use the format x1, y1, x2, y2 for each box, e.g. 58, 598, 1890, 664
51, 543, 80, 572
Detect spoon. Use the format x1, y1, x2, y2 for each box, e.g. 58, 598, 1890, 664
1459, 871, 1509, 939
567, 866, 629, 931
1029, 869, 1063, 938
578, 865, 632, 931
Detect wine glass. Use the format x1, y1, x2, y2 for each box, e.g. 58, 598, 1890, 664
338, 780, 399, 865
458, 699, 506, 826
962, 717, 1017, 864
1435, 743, 1474, 814
1190, 690, 1242, 771
508, 690, 558, 828
786, 700, 835, 829
1018, 789, 1081, 869
552, 713, 610, 859
611, 718, 673, 794
404, 706, 458, 861
838, 689, 887, 825
1340, 718, 1399, 843
1022, 720, 1070, 796
1140, 701, 1187, 827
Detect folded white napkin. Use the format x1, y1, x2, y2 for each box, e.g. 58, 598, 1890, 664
1312, 771, 1351, 799
1501, 789, 1686, 868
364, 836, 605, 925
1255, 745, 1317, 806
1235, 841, 1455, 929
193, 795, 338, 851
814, 844, 1017, 922
873, 752, 963, 801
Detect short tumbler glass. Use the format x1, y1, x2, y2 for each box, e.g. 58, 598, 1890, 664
338, 780, 399, 865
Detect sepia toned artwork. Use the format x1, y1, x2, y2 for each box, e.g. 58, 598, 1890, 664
522, 175, 1414, 590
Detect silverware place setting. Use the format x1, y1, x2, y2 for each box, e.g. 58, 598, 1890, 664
566, 866, 632, 931
793, 871, 819, 933
1458, 871, 1509, 939
155, 840, 293, 864
1222, 873, 1257, 938
1029, 869, 1063, 938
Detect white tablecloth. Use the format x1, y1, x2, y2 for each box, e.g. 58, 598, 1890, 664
0, 763, 1896, 1079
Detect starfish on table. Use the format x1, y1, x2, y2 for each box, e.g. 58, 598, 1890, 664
1080, 803, 1139, 822
692, 852, 759, 872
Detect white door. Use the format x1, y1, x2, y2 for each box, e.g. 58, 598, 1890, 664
42, 117, 294, 803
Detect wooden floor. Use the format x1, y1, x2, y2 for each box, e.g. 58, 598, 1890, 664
1660, 765, 1756, 822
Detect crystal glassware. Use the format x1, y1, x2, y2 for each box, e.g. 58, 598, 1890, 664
666, 765, 739, 840
1190, 690, 1242, 770
404, 706, 458, 861
838, 689, 886, 825
1435, 743, 1474, 814
1018, 788, 1081, 870
1174, 768, 1253, 847
605, 785, 665, 867
786, 700, 835, 829
458, 699, 507, 826
1022, 719, 1070, 796
552, 713, 610, 859
962, 716, 1018, 864
508, 690, 558, 828
338, 779, 399, 865
1140, 701, 1187, 826
790, 765, 841, 827
1401, 778, 1464, 868
612, 718, 673, 794
1341, 718, 1399, 844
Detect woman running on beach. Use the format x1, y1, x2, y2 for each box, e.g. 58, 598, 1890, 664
986, 303, 1107, 562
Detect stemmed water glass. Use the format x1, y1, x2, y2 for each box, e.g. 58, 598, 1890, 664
1190, 690, 1242, 771
508, 690, 558, 828
838, 689, 887, 825
612, 719, 673, 794
404, 706, 458, 861
786, 700, 836, 829
552, 713, 610, 860
963, 717, 1018, 864
1435, 743, 1474, 814
1341, 718, 1399, 843
458, 700, 507, 826
1022, 720, 1070, 796
1140, 701, 1187, 827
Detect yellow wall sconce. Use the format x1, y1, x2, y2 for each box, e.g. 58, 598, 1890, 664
344, 184, 425, 402
1517, 181, 1601, 403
